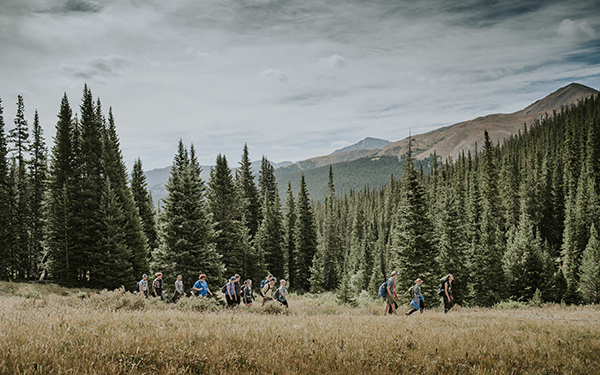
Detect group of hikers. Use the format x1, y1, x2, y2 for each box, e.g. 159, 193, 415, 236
381, 271, 455, 316
135, 272, 289, 309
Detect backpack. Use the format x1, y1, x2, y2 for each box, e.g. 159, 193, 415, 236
437, 279, 447, 296
240, 285, 247, 298
378, 281, 388, 298
135, 281, 140, 293
222, 284, 228, 294
273, 288, 280, 300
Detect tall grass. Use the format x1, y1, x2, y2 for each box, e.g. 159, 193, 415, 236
0, 282, 598, 374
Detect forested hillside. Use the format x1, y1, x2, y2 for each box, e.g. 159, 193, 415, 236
1, 87, 599, 307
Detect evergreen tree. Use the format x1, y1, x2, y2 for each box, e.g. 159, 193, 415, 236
237, 144, 261, 239
0, 98, 16, 280
8, 95, 31, 280
76, 85, 105, 286
28, 110, 48, 280
296, 173, 318, 292
390, 142, 439, 299
153, 141, 223, 291
208, 154, 245, 275
47, 94, 78, 285
96, 178, 134, 290
578, 224, 600, 304
102, 108, 149, 281
131, 158, 159, 255
283, 181, 298, 288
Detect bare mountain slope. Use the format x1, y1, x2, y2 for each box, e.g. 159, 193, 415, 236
279, 83, 598, 173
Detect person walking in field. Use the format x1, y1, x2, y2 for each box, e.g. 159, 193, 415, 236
441, 274, 454, 313
241, 279, 255, 307
152, 272, 164, 300
138, 274, 149, 297
259, 274, 273, 299
234, 274, 242, 308
225, 276, 237, 308
192, 274, 212, 297
384, 271, 399, 315
172, 275, 184, 302
405, 278, 424, 315
274, 279, 289, 308
261, 277, 277, 306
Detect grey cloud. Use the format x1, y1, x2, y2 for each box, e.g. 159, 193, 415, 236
58, 55, 130, 80
64, 0, 103, 13
558, 19, 596, 40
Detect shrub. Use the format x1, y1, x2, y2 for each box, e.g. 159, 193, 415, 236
175, 297, 222, 313
84, 287, 148, 311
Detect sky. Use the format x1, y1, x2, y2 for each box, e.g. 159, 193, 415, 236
1, 0, 600, 170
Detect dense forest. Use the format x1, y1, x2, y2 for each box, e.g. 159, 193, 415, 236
1, 85, 599, 307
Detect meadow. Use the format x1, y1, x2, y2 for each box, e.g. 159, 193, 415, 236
0, 282, 599, 374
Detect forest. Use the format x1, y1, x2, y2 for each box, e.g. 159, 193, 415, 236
1, 85, 599, 307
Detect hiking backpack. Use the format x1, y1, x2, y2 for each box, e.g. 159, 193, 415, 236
437, 279, 446, 296
222, 284, 228, 294
378, 281, 388, 298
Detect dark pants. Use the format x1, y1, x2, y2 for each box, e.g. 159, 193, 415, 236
226, 295, 236, 308
444, 296, 454, 313
278, 298, 288, 308
154, 289, 164, 301
406, 297, 425, 315
172, 292, 183, 302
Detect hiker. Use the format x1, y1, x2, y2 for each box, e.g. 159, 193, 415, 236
242, 279, 255, 307
234, 274, 242, 308
383, 271, 399, 315
138, 274, 148, 297
259, 274, 273, 299
172, 275, 184, 302
192, 274, 212, 297
405, 278, 424, 315
225, 276, 237, 308
261, 277, 277, 306
442, 274, 454, 313
274, 279, 289, 308
152, 272, 164, 300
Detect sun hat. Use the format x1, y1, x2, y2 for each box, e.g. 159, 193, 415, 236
230, 276, 236, 281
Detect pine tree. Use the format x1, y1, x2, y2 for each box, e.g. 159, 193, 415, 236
237, 144, 261, 240
0, 98, 16, 280
102, 108, 149, 281
283, 181, 298, 288
131, 158, 159, 255
296, 173, 318, 292
208, 154, 245, 275
47, 94, 78, 285
96, 178, 134, 290
153, 141, 223, 291
28, 110, 48, 280
76, 85, 105, 286
578, 224, 600, 304
390, 142, 438, 299
8, 95, 31, 280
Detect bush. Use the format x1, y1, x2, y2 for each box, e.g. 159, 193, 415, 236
175, 297, 222, 313
84, 287, 148, 311
258, 302, 290, 315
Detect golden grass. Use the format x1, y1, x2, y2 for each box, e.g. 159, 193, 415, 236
0, 284, 599, 374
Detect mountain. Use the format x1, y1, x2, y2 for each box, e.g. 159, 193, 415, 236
332, 137, 391, 154
278, 83, 598, 173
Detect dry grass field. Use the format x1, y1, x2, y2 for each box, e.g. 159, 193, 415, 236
0, 282, 599, 374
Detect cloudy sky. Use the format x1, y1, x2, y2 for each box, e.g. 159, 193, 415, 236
1, 0, 600, 170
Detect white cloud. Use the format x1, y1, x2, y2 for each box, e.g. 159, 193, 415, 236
260, 69, 293, 85
558, 19, 596, 40
330, 140, 351, 148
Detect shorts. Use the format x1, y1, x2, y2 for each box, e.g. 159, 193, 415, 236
385, 294, 395, 305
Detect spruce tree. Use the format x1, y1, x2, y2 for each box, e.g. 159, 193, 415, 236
578, 224, 600, 304
208, 154, 245, 275
28, 110, 48, 280
296, 173, 318, 292
96, 178, 134, 290
47, 94, 77, 285
153, 141, 223, 291
0, 98, 15, 280
76, 85, 105, 286
8, 95, 31, 280
390, 142, 438, 299
131, 158, 159, 255
102, 108, 149, 280
237, 144, 261, 239
283, 181, 298, 288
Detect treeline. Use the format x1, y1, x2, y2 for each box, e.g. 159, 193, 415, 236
1, 86, 599, 306
312, 94, 600, 306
